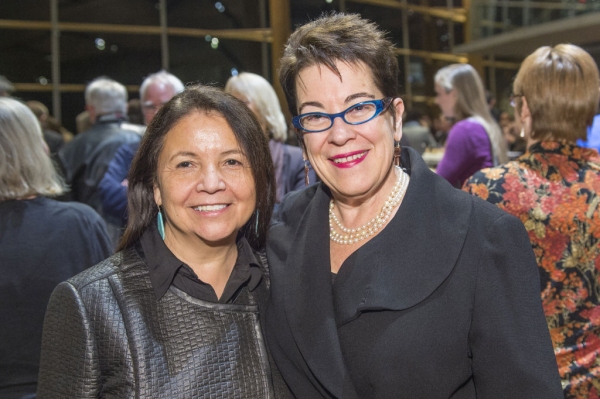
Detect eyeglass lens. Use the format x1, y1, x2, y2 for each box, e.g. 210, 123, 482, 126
299, 102, 378, 131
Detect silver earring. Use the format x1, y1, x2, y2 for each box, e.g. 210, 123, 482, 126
520, 128, 525, 138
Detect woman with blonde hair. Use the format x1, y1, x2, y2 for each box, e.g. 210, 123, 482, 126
0, 98, 111, 398
225, 72, 316, 202
464, 44, 600, 399
434, 63, 507, 187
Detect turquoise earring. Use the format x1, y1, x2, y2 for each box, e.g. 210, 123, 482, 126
157, 207, 165, 240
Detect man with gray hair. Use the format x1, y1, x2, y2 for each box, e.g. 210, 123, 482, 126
97, 71, 184, 236
58, 77, 140, 213
140, 70, 185, 125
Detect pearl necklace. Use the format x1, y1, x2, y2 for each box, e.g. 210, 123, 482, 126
329, 166, 409, 245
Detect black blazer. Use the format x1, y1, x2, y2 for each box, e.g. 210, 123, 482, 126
265, 147, 562, 399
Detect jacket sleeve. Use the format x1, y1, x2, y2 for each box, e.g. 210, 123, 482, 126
37, 282, 102, 398
469, 213, 563, 398
97, 142, 135, 221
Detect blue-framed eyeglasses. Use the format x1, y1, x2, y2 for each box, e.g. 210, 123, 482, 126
292, 97, 395, 133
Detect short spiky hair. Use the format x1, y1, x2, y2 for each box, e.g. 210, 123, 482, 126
279, 12, 399, 117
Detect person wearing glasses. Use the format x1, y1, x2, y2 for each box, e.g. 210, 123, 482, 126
264, 13, 563, 398
464, 44, 600, 399
434, 64, 507, 188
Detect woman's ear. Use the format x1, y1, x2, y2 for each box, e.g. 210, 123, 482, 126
153, 183, 162, 207
393, 97, 405, 142
519, 97, 531, 120
518, 97, 532, 135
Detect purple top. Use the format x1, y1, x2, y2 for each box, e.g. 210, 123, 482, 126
436, 119, 493, 187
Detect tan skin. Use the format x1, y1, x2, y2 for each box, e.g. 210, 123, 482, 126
153, 111, 257, 298
295, 61, 405, 273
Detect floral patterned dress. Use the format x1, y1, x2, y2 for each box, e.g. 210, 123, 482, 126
463, 141, 600, 399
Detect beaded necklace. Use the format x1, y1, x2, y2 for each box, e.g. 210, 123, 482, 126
329, 166, 409, 245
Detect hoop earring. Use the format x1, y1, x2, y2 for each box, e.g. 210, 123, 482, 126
394, 141, 401, 167
157, 206, 165, 240
304, 159, 310, 186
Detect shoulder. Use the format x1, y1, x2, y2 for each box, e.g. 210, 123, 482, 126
272, 183, 320, 226
46, 199, 105, 225
63, 251, 123, 291
450, 119, 487, 137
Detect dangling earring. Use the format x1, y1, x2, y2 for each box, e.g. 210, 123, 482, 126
304, 159, 310, 186
157, 206, 165, 240
520, 128, 525, 138
394, 141, 401, 167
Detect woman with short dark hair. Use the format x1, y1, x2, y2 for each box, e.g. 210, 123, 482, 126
37, 85, 281, 398
265, 13, 562, 398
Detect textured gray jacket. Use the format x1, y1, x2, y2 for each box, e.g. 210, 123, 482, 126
37, 246, 276, 398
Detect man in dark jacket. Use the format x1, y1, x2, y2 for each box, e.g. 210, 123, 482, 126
58, 77, 140, 212
58, 77, 140, 247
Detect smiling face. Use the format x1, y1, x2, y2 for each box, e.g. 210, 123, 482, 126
153, 110, 256, 249
434, 84, 457, 119
296, 61, 403, 204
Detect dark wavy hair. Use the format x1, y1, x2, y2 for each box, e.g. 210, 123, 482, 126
117, 85, 275, 251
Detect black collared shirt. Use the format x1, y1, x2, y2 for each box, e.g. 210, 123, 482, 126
139, 222, 263, 304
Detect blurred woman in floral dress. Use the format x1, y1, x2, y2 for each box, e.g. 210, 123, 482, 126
464, 44, 600, 398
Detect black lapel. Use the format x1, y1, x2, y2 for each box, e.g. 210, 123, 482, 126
333, 148, 473, 325
283, 184, 350, 398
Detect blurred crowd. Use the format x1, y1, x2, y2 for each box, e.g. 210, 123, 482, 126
1, 21, 599, 398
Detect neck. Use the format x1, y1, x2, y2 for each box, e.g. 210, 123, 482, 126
331, 165, 398, 227
164, 231, 238, 299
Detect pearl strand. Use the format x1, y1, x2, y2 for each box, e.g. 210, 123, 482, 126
329, 166, 409, 245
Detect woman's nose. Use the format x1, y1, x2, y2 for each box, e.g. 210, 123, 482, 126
196, 166, 226, 193
327, 116, 355, 145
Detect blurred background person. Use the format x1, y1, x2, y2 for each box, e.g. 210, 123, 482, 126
58, 77, 140, 245
225, 71, 316, 203
126, 98, 145, 125
577, 101, 600, 153
97, 70, 184, 231
140, 70, 185, 126
464, 44, 600, 399
0, 75, 14, 97
401, 108, 438, 155
434, 63, 507, 187
58, 76, 140, 209
0, 98, 111, 399
37, 85, 284, 398
432, 111, 452, 146
26, 100, 64, 154
75, 109, 92, 134
485, 89, 501, 122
